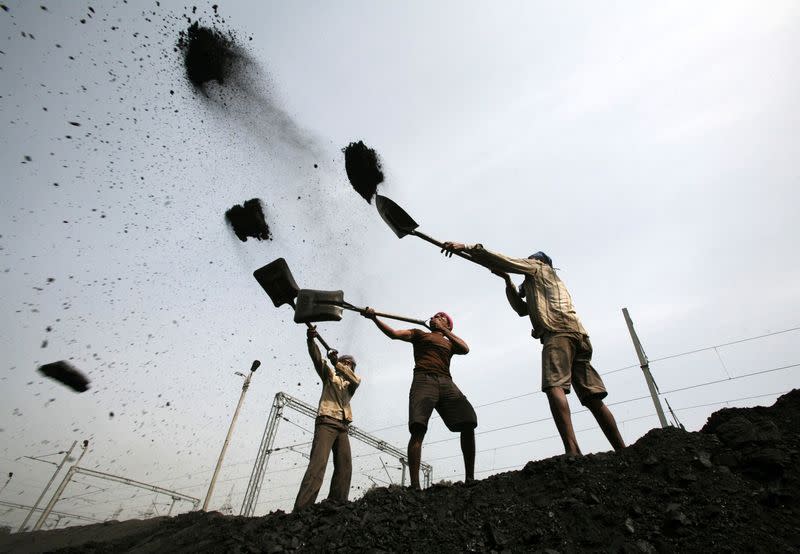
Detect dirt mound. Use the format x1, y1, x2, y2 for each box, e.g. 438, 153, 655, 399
343, 141, 384, 203
5, 391, 798, 553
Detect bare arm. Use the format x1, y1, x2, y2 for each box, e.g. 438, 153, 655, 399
493, 270, 528, 317
435, 322, 470, 355
363, 308, 418, 342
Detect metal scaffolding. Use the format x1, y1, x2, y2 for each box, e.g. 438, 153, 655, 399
240, 391, 433, 517
33, 466, 200, 531
0, 500, 102, 526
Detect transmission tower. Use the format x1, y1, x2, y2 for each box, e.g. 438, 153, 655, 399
219, 485, 235, 515
240, 391, 433, 517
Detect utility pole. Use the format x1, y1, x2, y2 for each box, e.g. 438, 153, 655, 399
33, 440, 89, 531
18, 442, 78, 532
202, 360, 260, 511
622, 308, 669, 428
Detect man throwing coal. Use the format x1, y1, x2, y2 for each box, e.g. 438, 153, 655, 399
294, 327, 361, 511
441, 242, 625, 456
363, 309, 477, 489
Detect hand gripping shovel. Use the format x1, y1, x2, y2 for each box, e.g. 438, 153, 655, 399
252, 258, 336, 352
375, 195, 476, 264
293, 288, 430, 329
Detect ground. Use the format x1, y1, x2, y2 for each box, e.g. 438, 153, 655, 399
2, 390, 799, 553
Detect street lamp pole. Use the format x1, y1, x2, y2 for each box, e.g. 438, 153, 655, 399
202, 360, 260, 511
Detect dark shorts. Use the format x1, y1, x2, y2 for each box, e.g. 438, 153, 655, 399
408, 372, 477, 433
541, 333, 608, 405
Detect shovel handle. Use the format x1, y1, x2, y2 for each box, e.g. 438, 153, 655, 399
411, 230, 476, 263
331, 302, 430, 329
362, 308, 430, 329
289, 300, 335, 353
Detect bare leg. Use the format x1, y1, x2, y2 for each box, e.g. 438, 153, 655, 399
585, 397, 626, 451
545, 387, 581, 455
460, 428, 475, 482
407, 426, 426, 490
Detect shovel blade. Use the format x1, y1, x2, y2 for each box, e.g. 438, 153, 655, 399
253, 258, 300, 308
375, 195, 419, 239
294, 289, 345, 323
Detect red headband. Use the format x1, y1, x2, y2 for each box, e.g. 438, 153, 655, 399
434, 312, 453, 330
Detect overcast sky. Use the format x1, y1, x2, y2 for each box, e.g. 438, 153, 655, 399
1, 0, 798, 527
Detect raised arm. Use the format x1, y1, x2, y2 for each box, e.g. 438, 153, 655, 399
362, 308, 418, 342
442, 242, 534, 275
332, 359, 361, 394
307, 327, 334, 382
494, 270, 528, 317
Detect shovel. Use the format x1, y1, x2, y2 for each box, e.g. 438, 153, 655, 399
252, 258, 335, 352
375, 195, 476, 263
294, 288, 430, 329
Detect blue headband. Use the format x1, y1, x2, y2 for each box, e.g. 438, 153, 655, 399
528, 251, 553, 267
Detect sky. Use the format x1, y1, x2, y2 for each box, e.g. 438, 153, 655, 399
1, 0, 798, 529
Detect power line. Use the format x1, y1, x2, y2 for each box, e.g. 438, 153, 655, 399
364, 326, 799, 435
420, 361, 798, 447
108, 362, 796, 509
670, 390, 789, 412
66, 328, 799, 512
661, 363, 799, 395
432, 390, 790, 473
649, 326, 800, 364
58, 387, 788, 520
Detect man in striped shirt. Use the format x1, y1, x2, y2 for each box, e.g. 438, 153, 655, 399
442, 242, 625, 456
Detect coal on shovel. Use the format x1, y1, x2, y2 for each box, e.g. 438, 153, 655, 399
293, 288, 430, 328
252, 258, 335, 352
375, 195, 477, 264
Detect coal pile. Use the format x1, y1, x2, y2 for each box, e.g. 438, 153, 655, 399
343, 141, 384, 203
177, 22, 240, 90
225, 198, 272, 242
37, 361, 90, 393
5, 390, 797, 553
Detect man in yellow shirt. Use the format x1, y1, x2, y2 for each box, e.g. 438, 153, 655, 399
294, 327, 361, 510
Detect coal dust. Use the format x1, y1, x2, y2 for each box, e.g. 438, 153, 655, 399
178, 23, 240, 91
225, 198, 272, 242
176, 21, 320, 158
343, 141, 384, 203
37, 361, 91, 393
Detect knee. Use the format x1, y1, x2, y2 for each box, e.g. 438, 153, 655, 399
584, 397, 604, 412
409, 424, 426, 440
545, 387, 564, 401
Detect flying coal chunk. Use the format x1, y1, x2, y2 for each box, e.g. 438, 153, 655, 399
225, 198, 272, 242
37, 361, 91, 393
343, 140, 384, 204
178, 22, 240, 90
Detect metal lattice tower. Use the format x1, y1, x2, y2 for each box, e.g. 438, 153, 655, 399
240, 391, 433, 517
219, 485, 235, 515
